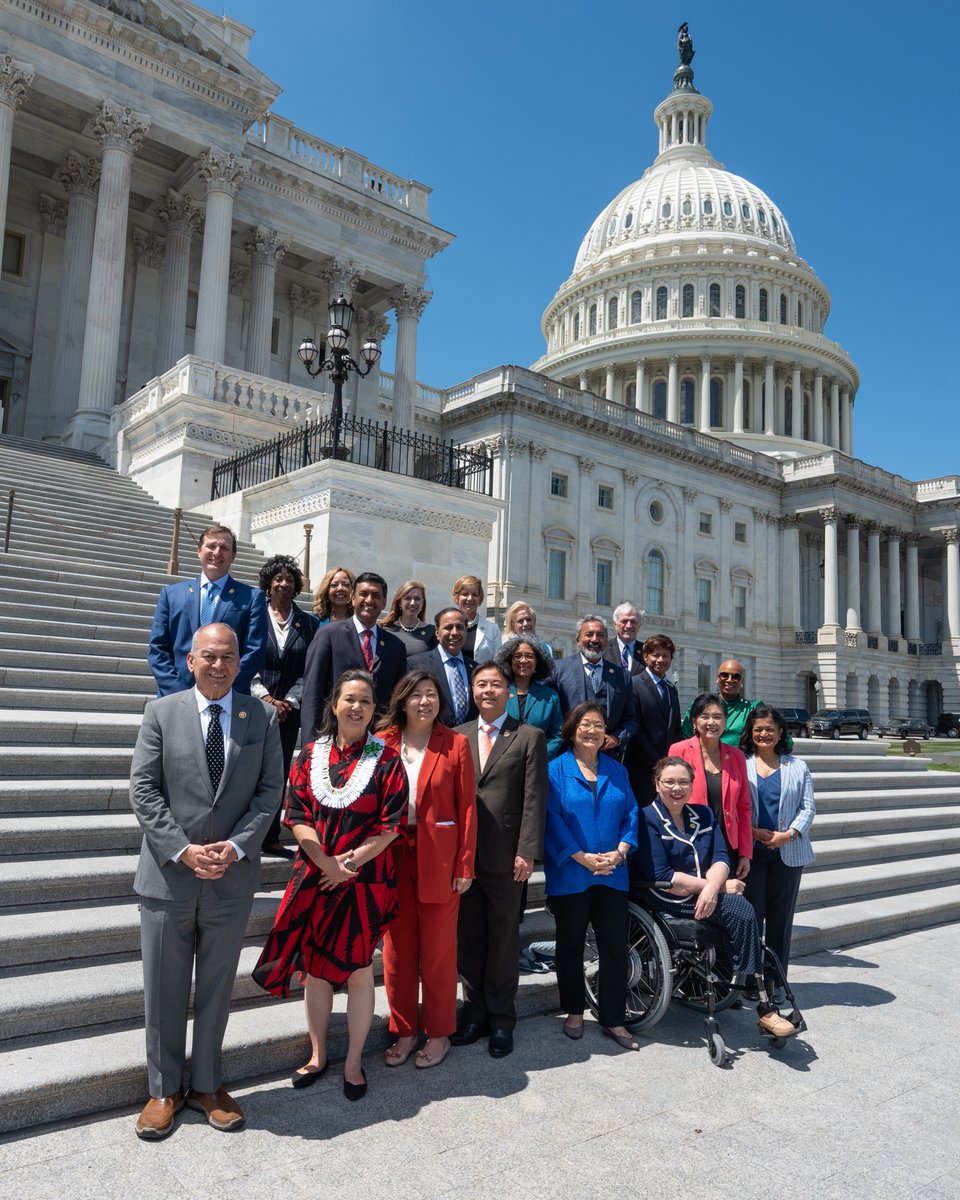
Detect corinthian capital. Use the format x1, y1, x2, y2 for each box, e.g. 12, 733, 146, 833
132, 228, 164, 269
155, 189, 201, 235
320, 256, 361, 301
289, 283, 321, 320
244, 225, 288, 268
944, 528, 960, 546
56, 151, 101, 199
198, 147, 248, 197
0, 56, 34, 111
38, 195, 68, 235
92, 100, 150, 153
391, 283, 431, 320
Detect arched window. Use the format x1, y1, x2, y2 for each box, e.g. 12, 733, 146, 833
681, 197, 692, 216
710, 378, 723, 427
759, 288, 769, 322
796, 299, 803, 327
661, 200, 672, 220
682, 284, 694, 318
784, 386, 793, 436
630, 289, 642, 324
680, 378, 695, 425
780, 293, 788, 324
652, 379, 667, 419
624, 209, 633, 229
656, 286, 668, 320
573, 311, 580, 339
735, 284, 745, 318
646, 549, 665, 615
743, 379, 751, 428
607, 216, 617, 238
588, 303, 597, 336
703, 196, 714, 216
709, 282, 721, 317
740, 201, 751, 220
722, 198, 733, 218
758, 207, 767, 226
608, 296, 618, 330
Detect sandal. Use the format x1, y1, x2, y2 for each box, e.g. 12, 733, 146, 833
602, 1026, 640, 1051
384, 1037, 418, 1067
414, 1037, 451, 1069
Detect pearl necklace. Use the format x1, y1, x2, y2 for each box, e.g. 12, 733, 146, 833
397, 620, 420, 633
310, 735, 384, 809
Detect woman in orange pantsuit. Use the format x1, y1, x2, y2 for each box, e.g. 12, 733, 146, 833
378, 669, 477, 1068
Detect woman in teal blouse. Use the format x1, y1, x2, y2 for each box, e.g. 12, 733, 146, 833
495, 634, 563, 759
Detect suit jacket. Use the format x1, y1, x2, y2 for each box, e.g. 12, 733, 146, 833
668, 735, 753, 859
553, 654, 638, 754
299, 619, 407, 744
129, 689, 283, 902
383, 723, 478, 903
603, 641, 644, 678
506, 679, 563, 759
465, 615, 501, 664
745, 754, 816, 868
455, 715, 547, 873
256, 601, 319, 711
408, 647, 478, 726
148, 574, 268, 697
624, 670, 681, 804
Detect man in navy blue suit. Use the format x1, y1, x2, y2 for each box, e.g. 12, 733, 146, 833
623, 634, 681, 806
553, 615, 637, 760
148, 525, 267, 697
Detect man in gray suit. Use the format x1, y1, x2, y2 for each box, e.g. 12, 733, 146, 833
130, 623, 282, 1140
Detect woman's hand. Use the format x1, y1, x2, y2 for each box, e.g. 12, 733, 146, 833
766, 830, 793, 849
694, 884, 719, 920
752, 826, 774, 845
574, 851, 606, 875
316, 852, 358, 891
723, 878, 745, 895
452, 877, 473, 895
734, 855, 751, 879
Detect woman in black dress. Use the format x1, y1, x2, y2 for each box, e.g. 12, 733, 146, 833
253, 669, 408, 1099
379, 579, 437, 654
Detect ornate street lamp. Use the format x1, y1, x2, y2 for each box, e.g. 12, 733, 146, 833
297, 292, 382, 458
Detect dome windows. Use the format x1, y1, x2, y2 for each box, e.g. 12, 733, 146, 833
682, 284, 694, 318
631, 289, 643, 324
735, 284, 746, 319
608, 296, 618, 330
709, 283, 721, 317
649, 500, 664, 524
780, 293, 788, 324
759, 287, 769, 322
722, 198, 733, 218
772, 213, 781, 235
758, 207, 767, 226
624, 210, 634, 229
703, 197, 714, 216
710, 378, 723, 427
661, 200, 672, 220
573, 311, 581, 340
656, 286, 668, 321
652, 379, 667, 418
589, 303, 598, 336
681, 197, 693, 217
607, 216, 617, 238
740, 201, 751, 221
680, 378, 695, 425
796, 298, 803, 327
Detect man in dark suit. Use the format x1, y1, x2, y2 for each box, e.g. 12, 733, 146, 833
623, 634, 681, 806
605, 602, 644, 677
299, 571, 406, 742
451, 662, 547, 1058
130, 623, 282, 1140
148, 524, 267, 696
408, 606, 477, 726
554, 615, 637, 759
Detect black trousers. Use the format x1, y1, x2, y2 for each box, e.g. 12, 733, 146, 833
744, 844, 803, 983
457, 867, 526, 1030
550, 885, 628, 1028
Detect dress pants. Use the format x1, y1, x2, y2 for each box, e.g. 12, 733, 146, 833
550, 885, 628, 1028
382, 837, 460, 1038
456, 866, 525, 1031
140, 889, 252, 1097
744, 843, 803, 983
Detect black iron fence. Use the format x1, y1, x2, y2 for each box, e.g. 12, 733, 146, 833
211, 415, 493, 500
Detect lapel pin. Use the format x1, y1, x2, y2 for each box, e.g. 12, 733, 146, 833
238, 710, 247, 719
188, 585, 194, 593
228, 587, 235, 595
502, 730, 510, 738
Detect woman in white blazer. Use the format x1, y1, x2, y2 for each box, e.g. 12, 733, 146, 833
740, 706, 815, 999
452, 574, 502, 664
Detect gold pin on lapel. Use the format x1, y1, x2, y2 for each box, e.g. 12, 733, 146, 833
228, 587, 235, 595
502, 730, 511, 738
188, 585, 194, 593
238, 711, 247, 719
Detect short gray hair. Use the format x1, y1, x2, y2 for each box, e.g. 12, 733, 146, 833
191, 623, 240, 655
612, 602, 639, 623
575, 613, 608, 639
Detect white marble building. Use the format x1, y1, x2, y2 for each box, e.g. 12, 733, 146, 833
1, 2, 957, 719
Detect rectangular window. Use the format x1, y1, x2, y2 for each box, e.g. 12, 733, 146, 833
733, 584, 747, 628
597, 484, 614, 510
698, 578, 712, 622
596, 559, 612, 607
698, 511, 713, 535
2, 231, 25, 277
697, 664, 711, 692
186, 288, 199, 331
547, 548, 566, 600
550, 473, 568, 498
734, 520, 747, 544
270, 316, 281, 356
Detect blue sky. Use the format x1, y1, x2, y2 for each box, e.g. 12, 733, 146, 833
224, 1, 958, 482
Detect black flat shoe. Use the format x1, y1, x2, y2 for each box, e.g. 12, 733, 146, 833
450, 1021, 489, 1046
488, 1028, 513, 1058
343, 1068, 367, 1101
291, 1061, 328, 1089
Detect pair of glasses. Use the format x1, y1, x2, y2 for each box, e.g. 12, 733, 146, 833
578, 722, 607, 732
717, 671, 742, 681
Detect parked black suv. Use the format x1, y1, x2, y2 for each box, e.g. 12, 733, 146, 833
936, 713, 960, 739
811, 708, 872, 740
779, 707, 812, 738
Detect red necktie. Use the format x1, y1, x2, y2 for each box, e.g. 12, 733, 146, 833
361, 628, 374, 670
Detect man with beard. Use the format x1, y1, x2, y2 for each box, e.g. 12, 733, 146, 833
553, 615, 636, 759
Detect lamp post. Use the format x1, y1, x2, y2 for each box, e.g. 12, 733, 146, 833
297, 292, 382, 459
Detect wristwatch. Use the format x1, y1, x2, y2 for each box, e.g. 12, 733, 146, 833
343, 857, 358, 872
788, 829, 798, 841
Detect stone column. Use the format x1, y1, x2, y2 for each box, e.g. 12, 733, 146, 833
750, 364, 762, 433
605, 364, 615, 402
48, 152, 100, 436
813, 370, 824, 444
791, 362, 802, 439
820, 506, 840, 629
780, 514, 801, 630
243, 225, 288, 378
840, 387, 852, 454
763, 359, 775, 435
865, 522, 882, 635
666, 356, 679, 424
732, 355, 744, 433
886, 528, 902, 639
844, 516, 861, 631
67, 102, 149, 447
154, 190, 200, 375
904, 534, 921, 641
699, 356, 711, 432
829, 379, 841, 448
194, 148, 248, 363
634, 358, 646, 411
390, 283, 429, 431
944, 529, 960, 641
0, 57, 34, 253
579, 371, 589, 391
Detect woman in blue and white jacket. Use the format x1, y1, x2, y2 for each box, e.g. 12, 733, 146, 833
740, 706, 816, 996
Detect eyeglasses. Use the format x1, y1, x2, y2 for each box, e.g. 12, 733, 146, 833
512, 653, 536, 662
717, 671, 742, 681
577, 722, 607, 732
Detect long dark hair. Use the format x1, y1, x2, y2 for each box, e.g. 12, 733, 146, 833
740, 705, 791, 756
316, 669, 376, 740
376, 669, 444, 735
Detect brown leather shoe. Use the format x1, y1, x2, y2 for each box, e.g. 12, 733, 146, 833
135, 1091, 184, 1140
185, 1087, 245, 1131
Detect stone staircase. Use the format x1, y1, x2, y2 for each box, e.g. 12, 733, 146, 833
1, 434, 959, 1133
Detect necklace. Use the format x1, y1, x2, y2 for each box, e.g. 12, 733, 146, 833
574, 754, 599, 779
311, 735, 384, 809
397, 620, 420, 633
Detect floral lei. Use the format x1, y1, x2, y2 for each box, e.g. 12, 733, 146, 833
310, 734, 384, 809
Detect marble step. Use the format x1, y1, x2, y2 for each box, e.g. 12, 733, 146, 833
814, 785, 960, 812
790, 881, 960, 958
0, 646, 150, 676
0, 630, 150, 659
805, 768, 959, 790
0, 711, 142, 746
0, 686, 148, 714
0, 745, 134, 779
811, 805, 960, 838
0, 778, 134, 815
804, 827, 960, 869
795, 851, 960, 909
0, 598, 156, 632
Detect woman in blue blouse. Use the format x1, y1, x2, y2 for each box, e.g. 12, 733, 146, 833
545, 701, 639, 1048
640, 756, 797, 1040
740, 706, 816, 998
495, 634, 563, 759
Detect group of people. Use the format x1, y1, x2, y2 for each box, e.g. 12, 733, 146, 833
130, 529, 814, 1141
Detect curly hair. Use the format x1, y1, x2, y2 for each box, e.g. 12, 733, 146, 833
494, 634, 553, 683
258, 554, 304, 596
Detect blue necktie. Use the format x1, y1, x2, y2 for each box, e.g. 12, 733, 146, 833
448, 657, 468, 722
200, 580, 218, 626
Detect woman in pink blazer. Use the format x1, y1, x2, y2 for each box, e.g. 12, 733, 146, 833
669, 691, 752, 880
378, 669, 477, 1069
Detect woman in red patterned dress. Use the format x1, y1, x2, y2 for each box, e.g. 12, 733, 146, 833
253, 669, 407, 1100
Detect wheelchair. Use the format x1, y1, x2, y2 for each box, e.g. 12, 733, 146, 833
583, 885, 807, 1066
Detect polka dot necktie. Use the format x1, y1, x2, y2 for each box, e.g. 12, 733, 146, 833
206, 703, 225, 792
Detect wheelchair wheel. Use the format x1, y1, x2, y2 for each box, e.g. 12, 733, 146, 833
708, 1031, 728, 1067
583, 902, 672, 1033
673, 941, 739, 1013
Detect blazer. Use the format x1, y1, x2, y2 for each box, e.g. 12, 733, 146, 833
408, 647, 478, 726
668, 735, 753, 859
623, 670, 681, 804
506, 679, 563, 760
603, 642, 644, 678
148, 574, 268, 697
299, 619, 407, 743
455, 715, 547, 873
745, 754, 816, 867
383, 723, 478, 903
466, 615, 502, 664
553, 654, 638, 753
256, 601, 319, 707
544, 750, 639, 896
129, 689, 283, 902
637, 800, 729, 902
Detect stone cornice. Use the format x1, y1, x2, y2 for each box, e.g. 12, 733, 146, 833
250, 488, 493, 539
